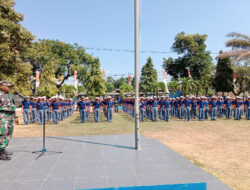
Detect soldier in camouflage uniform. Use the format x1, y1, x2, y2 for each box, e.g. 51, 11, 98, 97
0, 81, 18, 160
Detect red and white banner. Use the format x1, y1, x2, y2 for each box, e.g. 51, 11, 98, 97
162, 70, 169, 93
128, 75, 132, 85
74, 70, 78, 89
102, 70, 105, 79
35, 71, 40, 88
233, 70, 236, 83
188, 69, 191, 78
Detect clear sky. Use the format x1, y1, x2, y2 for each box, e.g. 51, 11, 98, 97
15, 0, 250, 82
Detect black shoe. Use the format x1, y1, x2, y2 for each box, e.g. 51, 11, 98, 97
0, 152, 11, 160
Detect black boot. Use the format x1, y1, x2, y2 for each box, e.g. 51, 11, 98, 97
0, 150, 11, 161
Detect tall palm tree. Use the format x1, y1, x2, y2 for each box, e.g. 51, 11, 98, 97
218, 32, 250, 61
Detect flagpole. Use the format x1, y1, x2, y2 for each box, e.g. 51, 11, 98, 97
134, 0, 140, 150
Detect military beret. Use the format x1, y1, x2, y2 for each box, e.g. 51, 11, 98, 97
0, 80, 13, 86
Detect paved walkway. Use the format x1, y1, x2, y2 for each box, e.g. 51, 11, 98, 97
0, 135, 231, 190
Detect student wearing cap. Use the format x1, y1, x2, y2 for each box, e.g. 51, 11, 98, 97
224, 97, 233, 119
174, 98, 179, 118
204, 97, 209, 119
191, 97, 198, 119
107, 96, 114, 122
178, 97, 185, 119
36, 98, 44, 125
184, 96, 191, 121
30, 97, 37, 123
78, 97, 87, 123
85, 97, 91, 119
234, 97, 241, 120
139, 97, 146, 122
50, 97, 61, 124
151, 96, 158, 121
22, 96, 30, 125
92, 97, 102, 122
210, 96, 217, 120
217, 97, 224, 118
245, 96, 250, 120
158, 97, 165, 120
198, 97, 205, 121
164, 96, 171, 122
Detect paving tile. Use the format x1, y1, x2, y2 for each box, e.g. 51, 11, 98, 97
1, 135, 231, 190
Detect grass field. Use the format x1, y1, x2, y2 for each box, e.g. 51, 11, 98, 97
14, 111, 250, 190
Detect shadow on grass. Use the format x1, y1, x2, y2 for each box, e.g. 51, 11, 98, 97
48, 136, 135, 150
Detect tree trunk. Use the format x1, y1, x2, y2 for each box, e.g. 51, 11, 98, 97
56, 74, 70, 89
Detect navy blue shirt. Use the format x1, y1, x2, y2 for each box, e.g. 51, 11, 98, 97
29, 101, 36, 109
140, 102, 146, 109
191, 100, 198, 108
107, 101, 114, 108
174, 101, 178, 107
179, 100, 184, 106
235, 101, 241, 108
210, 101, 217, 107
217, 101, 223, 106
164, 100, 170, 108
22, 101, 30, 109
199, 101, 205, 108
184, 100, 191, 107
43, 102, 49, 109
51, 102, 60, 110
159, 100, 165, 108
36, 102, 44, 110
152, 100, 158, 107
93, 102, 102, 109
78, 101, 86, 110
225, 100, 233, 107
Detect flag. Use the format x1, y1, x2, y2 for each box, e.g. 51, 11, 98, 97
233, 70, 236, 83
102, 70, 105, 79
162, 70, 169, 93
74, 70, 78, 90
35, 71, 40, 88
188, 69, 191, 78
128, 75, 132, 85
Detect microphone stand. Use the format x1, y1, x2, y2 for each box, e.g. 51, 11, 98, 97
32, 107, 62, 160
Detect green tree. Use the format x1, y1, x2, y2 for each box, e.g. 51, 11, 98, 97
105, 82, 115, 92
163, 32, 213, 80
113, 77, 126, 89
233, 66, 250, 95
0, 0, 34, 92
60, 84, 76, 98
180, 77, 196, 95
157, 82, 166, 94
213, 51, 234, 93
82, 58, 106, 97
168, 80, 180, 93
106, 76, 115, 84
140, 57, 158, 95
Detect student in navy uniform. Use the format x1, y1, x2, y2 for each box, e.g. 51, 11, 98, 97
139, 97, 146, 122
51, 97, 61, 124
178, 96, 184, 119
198, 96, 205, 121
204, 97, 209, 119
151, 96, 158, 121
217, 97, 224, 118
92, 97, 102, 123
22, 96, 30, 125
36, 98, 44, 125
224, 96, 233, 119
102, 98, 108, 119
106, 96, 114, 122
209, 96, 217, 120
158, 97, 165, 120
174, 98, 179, 118
85, 97, 91, 119
234, 96, 241, 120
30, 97, 37, 123
184, 95, 191, 121
164, 96, 171, 122
191, 97, 198, 119
245, 96, 250, 120
78, 97, 87, 123
170, 98, 175, 117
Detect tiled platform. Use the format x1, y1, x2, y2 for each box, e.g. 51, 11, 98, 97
0, 135, 231, 190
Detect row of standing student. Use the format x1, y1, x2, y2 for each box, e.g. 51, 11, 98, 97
22, 96, 75, 124
77, 96, 119, 123
122, 95, 250, 121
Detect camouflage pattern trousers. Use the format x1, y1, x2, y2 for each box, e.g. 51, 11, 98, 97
0, 113, 14, 150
